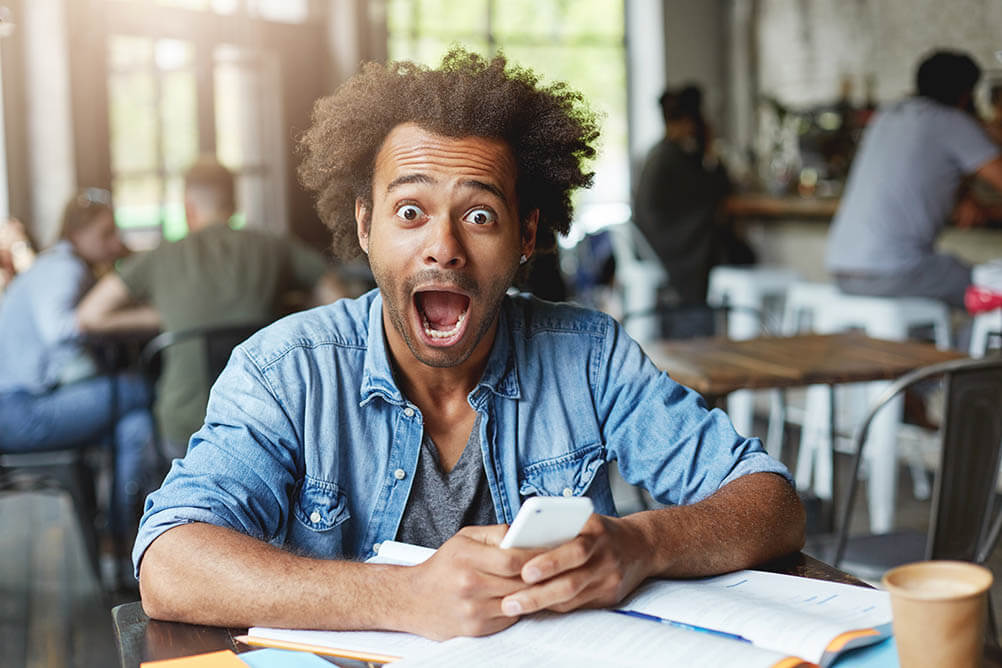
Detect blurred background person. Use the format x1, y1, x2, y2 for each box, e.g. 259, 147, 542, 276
79, 157, 352, 456
0, 217, 36, 291
826, 50, 1002, 310
0, 189, 156, 546
985, 82, 1002, 145
633, 85, 734, 310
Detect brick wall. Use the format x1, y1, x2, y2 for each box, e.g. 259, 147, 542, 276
756, 0, 1002, 110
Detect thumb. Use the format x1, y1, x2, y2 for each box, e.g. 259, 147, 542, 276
458, 523, 509, 546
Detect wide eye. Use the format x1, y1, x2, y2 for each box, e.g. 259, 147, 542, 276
464, 207, 496, 225
395, 204, 425, 222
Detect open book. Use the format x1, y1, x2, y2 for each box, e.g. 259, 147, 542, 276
239, 541, 892, 667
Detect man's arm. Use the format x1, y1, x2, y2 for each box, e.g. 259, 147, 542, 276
140, 521, 539, 639
141, 472, 802, 637
975, 156, 1002, 193
77, 273, 162, 333
498, 472, 805, 617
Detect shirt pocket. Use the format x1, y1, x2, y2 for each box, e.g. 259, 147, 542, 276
292, 475, 351, 532
518, 444, 606, 498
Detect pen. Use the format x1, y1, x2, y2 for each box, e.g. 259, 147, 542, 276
612, 609, 751, 643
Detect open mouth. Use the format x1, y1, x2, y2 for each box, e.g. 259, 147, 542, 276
414, 290, 471, 345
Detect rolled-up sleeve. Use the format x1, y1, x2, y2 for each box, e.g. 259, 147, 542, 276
596, 317, 792, 507
132, 344, 303, 577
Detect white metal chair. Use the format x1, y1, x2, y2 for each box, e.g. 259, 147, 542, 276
706, 265, 800, 436
608, 221, 668, 344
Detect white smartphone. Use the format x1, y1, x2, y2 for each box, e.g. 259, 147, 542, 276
499, 496, 594, 549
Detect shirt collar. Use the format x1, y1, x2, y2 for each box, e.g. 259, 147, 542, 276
359, 292, 521, 407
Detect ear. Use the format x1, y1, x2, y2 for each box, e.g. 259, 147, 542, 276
521, 209, 539, 260
355, 198, 370, 254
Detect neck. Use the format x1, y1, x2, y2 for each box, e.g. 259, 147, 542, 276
384, 312, 498, 412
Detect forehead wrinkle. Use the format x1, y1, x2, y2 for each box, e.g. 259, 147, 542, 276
375, 129, 518, 203
385, 173, 436, 194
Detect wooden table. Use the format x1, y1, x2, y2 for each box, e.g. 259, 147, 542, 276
725, 193, 840, 219
111, 552, 868, 667
647, 332, 967, 533
645, 332, 965, 402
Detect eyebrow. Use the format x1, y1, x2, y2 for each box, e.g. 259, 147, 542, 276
385, 173, 508, 205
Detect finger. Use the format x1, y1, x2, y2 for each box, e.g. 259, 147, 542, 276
452, 533, 539, 578
457, 523, 509, 546
521, 534, 593, 584
520, 513, 605, 583
449, 566, 532, 600
499, 569, 591, 616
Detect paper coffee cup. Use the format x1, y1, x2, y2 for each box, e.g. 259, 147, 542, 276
883, 561, 993, 668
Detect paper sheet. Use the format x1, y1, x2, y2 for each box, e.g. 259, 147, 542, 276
368, 541, 435, 566
245, 627, 438, 659
621, 570, 892, 665
391, 610, 800, 668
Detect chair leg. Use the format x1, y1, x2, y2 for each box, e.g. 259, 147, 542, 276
989, 590, 1000, 649
50, 459, 105, 590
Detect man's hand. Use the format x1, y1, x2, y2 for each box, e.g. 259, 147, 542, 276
497, 514, 652, 617
397, 525, 541, 639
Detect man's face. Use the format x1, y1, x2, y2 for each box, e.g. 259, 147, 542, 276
71, 210, 127, 266
357, 123, 537, 370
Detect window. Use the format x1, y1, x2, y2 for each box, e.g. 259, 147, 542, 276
134, 0, 311, 23
386, 0, 630, 245
103, 1, 302, 245
214, 44, 287, 234
107, 35, 198, 242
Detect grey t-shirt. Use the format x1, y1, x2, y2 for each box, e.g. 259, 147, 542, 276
826, 97, 999, 275
395, 415, 497, 549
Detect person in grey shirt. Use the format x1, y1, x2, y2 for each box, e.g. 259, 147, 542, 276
826, 50, 1002, 308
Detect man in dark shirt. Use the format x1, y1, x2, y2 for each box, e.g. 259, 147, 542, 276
634, 85, 731, 307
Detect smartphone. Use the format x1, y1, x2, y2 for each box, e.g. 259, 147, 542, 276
499, 496, 594, 549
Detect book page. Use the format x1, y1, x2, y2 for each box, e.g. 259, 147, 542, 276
391, 610, 810, 668
245, 627, 438, 660
620, 570, 891, 666
367, 541, 435, 566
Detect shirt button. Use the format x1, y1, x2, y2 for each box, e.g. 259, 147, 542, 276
562, 488, 574, 497
309, 510, 322, 524
394, 468, 406, 480
373, 542, 382, 554
404, 407, 415, 417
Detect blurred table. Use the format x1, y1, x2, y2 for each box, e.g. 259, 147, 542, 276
725, 193, 840, 219
645, 332, 965, 404
111, 552, 873, 667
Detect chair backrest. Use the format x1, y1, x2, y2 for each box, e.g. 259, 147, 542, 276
140, 322, 268, 385
833, 356, 1002, 567
608, 220, 666, 279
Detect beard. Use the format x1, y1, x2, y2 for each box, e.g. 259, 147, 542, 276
375, 263, 518, 369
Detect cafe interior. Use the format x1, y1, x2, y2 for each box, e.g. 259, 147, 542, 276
1, 0, 1002, 665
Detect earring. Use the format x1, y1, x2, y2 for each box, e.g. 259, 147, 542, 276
519, 254, 528, 265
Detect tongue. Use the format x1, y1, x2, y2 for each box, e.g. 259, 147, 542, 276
420, 291, 469, 328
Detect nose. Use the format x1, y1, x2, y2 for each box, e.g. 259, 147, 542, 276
423, 216, 466, 269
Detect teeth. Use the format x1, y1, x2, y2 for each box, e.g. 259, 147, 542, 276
422, 311, 466, 339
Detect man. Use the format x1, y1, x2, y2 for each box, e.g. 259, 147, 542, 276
0, 189, 155, 540
78, 158, 347, 454
826, 50, 1002, 308
633, 85, 732, 310
134, 49, 804, 640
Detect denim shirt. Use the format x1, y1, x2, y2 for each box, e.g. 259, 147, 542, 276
134, 290, 790, 573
